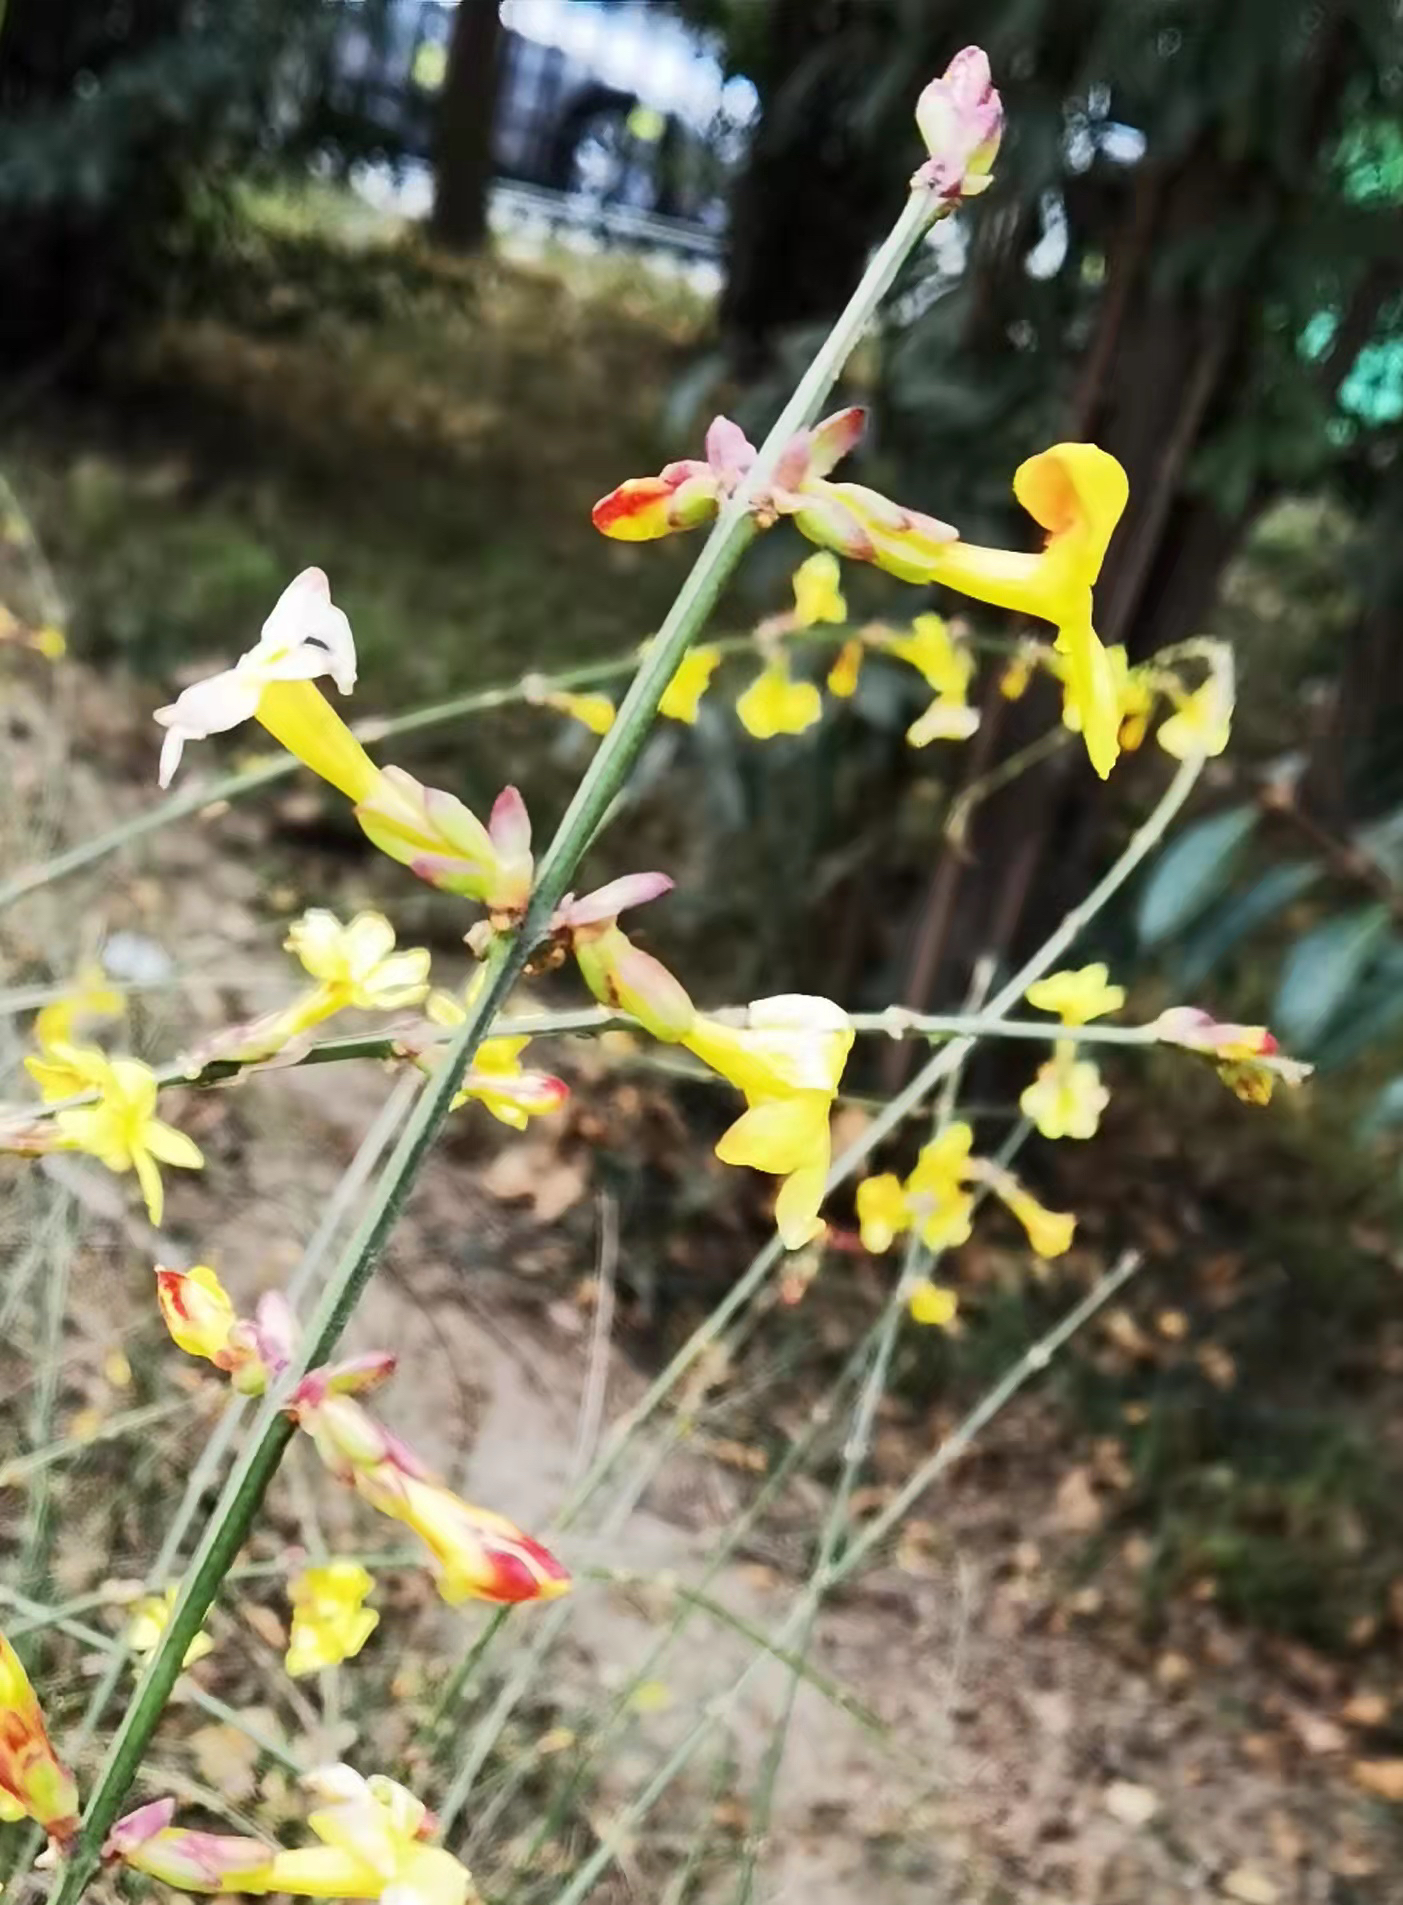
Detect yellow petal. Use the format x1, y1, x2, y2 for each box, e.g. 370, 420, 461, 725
715, 1094, 830, 1176
1056, 619, 1121, 779
826, 638, 864, 698
659, 646, 722, 723
855, 1173, 908, 1253
544, 690, 616, 736
1024, 963, 1124, 1027
735, 661, 823, 740
907, 1279, 959, 1327
774, 1156, 829, 1250
790, 552, 847, 628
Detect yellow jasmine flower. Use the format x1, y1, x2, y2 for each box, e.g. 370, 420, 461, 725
0, 1627, 80, 1843
1157, 670, 1233, 760
880, 615, 980, 746
423, 983, 567, 1128
1019, 1040, 1109, 1140
913, 444, 1129, 779
106, 1768, 474, 1905
24, 968, 124, 1102
154, 569, 377, 797
857, 1123, 1076, 1261
658, 644, 722, 722
286, 1563, 379, 1677
540, 689, 616, 736
683, 995, 853, 1249
857, 1123, 976, 1254
736, 658, 823, 739
827, 638, 864, 698
286, 910, 431, 1014
54, 1055, 203, 1225
125, 1588, 214, 1670
155, 1266, 297, 1394
907, 1279, 959, 1328
1024, 962, 1124, 1026
790, 551, 846, 628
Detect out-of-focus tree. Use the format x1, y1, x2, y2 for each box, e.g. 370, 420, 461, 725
691, 0, 1403, 999
0, 0, 326, 363
430, 0, 503, 253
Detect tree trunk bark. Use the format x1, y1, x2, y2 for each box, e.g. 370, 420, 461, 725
430, 0, 503, 254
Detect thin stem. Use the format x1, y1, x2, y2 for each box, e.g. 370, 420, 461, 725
542, 1250, 1144, 1905
0, 1398, 198, 1488
43, 187, 942, 1905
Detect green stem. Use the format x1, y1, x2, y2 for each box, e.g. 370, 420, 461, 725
42, 185, 941, 1905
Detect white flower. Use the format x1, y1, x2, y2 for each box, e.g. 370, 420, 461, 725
154, 568, 356, 787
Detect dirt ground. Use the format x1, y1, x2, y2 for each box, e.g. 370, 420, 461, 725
2, 656, 1399, 1905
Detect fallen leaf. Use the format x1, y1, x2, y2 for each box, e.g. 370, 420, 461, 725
482, 1143, 587, 1223
240, 1601, 287, 1651
1284, 1705, 1346, 1755
1351, 1758, 1403, 1801
1222, 1865, 1279, 1904
1342, 1691, 1390, 1728
1104, 1779, 1159, 1827
189, 1722, 261, 1801
1052, 1466, 1103, 1534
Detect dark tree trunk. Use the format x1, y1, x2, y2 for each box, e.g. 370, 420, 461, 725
719, 0, 910, 375
430, 0, 503, 254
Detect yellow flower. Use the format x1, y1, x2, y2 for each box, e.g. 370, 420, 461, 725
126, 1588, 214, 1670
286, 910, 431, 1013
907, 1279, 959, 1328
857, 1123, 977, 1254
1024, 963, 1124, 1026
914, 444, 1129, 779
1157, 671, 1233, 760
736, 658, 823, 739
267, 1766, 473, 1905
155, 569, 376, 798
24, 968, 124, 1102
1019, 1040, 1109, 1140
859, 1124, 1077, 1263
54, 1055, 203, 1225
827, 638, 864, 698
790, 551, 846, 628
683, 995, 853, 1249
540, 690, 616, 736
286, 1563, 379, 1677
423, 984, 567, 1128
1059, 643, 1155, 752
0, 1628, 80, 1842
881, 615, 980, 746
999, 1185, 1076, 1259
658, 645, 722, 723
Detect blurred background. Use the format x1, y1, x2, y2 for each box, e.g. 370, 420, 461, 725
4, 3, 1403, 1901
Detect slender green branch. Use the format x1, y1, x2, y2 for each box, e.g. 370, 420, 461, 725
42, 184, 942, 1905
0, 1397, 199, 1487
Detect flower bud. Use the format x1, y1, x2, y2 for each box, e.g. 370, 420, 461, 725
354, 769, 533, 915
105, 1799, 276, 1892
397, 1478, 572, 1606
915, 46, 1003, 202
0, 1630, 80, 1843
573, 923, 696, 1042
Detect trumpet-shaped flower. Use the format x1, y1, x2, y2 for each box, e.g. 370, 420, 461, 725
1157, 671, 1233, 760
125, 1587, 214, 1670
421, 980, 568, 1128
154, 570, 369, 792
555, 873, 696, 1042
736, 658, 823, 739
54, 1054, 203, 1225
911, 444, 1130, 779
683, 995, 853, 1249
1019, 1040, 1109, 1140
790, 552, 846, 628
106, 1770, 474, 1905
24, 968, 124, 1102
657, 644, 723, 723
355, 774, 534, 918
290, 1370, 571, 1606
1152, 1006, 1309, 1104
857, 1124, 1076, 1261
1024, 963, 1125, 1027
593, 407, 958, 584
914, 46, 1003, 203
156, 1265, 297, 1394
286, 1563, 379, 1676
287, 910, 431, 1013
0, 1628, 80, 1843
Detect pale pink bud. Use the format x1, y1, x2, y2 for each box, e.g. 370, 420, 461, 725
915, 46, 1003, 202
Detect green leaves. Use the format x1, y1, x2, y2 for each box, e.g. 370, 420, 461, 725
1137, 805, 1259, 947
1272, 903, 1393, 1051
